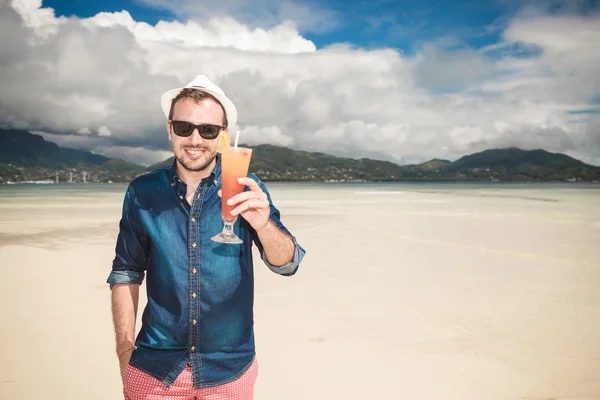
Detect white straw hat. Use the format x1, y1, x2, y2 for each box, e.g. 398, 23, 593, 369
160, 74, 237, 129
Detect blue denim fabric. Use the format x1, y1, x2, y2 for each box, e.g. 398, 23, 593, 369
107, 154, 305, 388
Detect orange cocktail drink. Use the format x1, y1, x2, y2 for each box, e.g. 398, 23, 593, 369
221, 147, 252, 220
212, 146, 253, 244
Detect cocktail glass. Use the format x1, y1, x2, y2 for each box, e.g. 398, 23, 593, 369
211, 146, 253, 244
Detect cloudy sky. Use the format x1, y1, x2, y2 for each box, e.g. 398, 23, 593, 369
1, 0, 599, 166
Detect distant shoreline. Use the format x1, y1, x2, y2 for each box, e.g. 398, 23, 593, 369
2, 179, 599, 185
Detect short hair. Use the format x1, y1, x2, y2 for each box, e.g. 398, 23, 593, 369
168, 88, 228, 127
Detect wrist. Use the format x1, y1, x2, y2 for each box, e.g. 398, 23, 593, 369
117, 340, 135, 354
118, 346, 135, 359
255, 219, 272, 235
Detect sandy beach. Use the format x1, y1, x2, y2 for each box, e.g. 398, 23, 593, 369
1, 182, 599, 400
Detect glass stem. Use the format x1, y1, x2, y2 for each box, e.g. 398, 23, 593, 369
222, 219, 235, 235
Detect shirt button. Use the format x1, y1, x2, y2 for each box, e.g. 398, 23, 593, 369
171, 182, 175, 187
191, 242, 197, 248
192, 268, 197, 274
191, 346, 196, 352
192, 292, 197, 298
179, 195, 183, 200
192, 319, 197, 325
191, 217, 196, 223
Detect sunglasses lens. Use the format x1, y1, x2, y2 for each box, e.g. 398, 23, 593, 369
197, 124, 220, 139
172, 121, 194, 136
171, 122, 222, 139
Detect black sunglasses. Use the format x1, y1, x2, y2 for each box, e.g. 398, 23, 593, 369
169, 120, 225, 139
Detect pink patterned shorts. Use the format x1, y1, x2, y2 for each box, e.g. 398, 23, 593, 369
122, 359, 258, 400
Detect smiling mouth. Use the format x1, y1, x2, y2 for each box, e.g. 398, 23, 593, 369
184, 148, 205, 158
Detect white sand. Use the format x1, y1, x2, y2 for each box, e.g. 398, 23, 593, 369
1, 183, 599, 399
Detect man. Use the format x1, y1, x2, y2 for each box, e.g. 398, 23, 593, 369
107, 74, 306, 400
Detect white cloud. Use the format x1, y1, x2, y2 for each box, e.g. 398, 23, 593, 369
93, 145, 173, 166
33, 131, 110, 153
1, 0, 599, 167
98, 126, 112, 137
10, 0, 66, 41
239, 125, 294, 147
33, 131, 172, 166
84, 11, 316, 54
483, 12, 600, 104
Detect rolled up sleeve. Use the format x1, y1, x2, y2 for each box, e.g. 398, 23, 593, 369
107, 184, 149, 289
260, 234, 306, 276
250, 176, 306, 276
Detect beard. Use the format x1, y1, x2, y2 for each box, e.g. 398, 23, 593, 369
173, 144, 217, 173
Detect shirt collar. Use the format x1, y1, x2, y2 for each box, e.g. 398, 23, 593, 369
168, 154, 221, 188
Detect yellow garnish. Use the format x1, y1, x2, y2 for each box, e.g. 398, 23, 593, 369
216, 130, 231, 153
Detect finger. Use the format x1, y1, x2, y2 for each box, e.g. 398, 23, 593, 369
237, 177, 261, 192
227, 191, 258, 206
231, 199, 269, 216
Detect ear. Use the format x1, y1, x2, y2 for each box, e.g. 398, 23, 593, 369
166, 121, 172, 142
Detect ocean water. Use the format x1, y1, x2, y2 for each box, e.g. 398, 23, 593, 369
1, 180, 599, 205
2, 181, 598, 237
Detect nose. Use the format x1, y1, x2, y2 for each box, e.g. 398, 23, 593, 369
188, 128, 204, 145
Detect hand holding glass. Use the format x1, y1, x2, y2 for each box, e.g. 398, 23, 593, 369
211, 146, 253, 244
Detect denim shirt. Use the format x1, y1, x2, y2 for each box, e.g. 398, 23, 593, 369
106, 155, 306, 388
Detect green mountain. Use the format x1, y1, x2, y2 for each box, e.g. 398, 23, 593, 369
439, 147, 600, 181
146, 145, 599, 182
1, 129, 599, 183
0, 129, 110, 166
147, 144, 409, 181
0, 129, 145, 183
413, 158, 452, 172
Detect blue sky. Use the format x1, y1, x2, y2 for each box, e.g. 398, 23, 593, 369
42, 0, 593, 53
303, 0, 510, 52
42, 0, 172, 25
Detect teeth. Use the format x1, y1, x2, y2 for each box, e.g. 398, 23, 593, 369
187, 149, 202, 155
